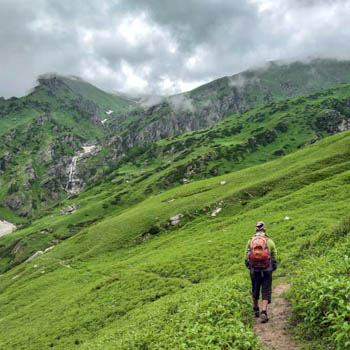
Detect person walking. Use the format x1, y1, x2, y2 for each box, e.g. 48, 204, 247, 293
245, 221, 277, 323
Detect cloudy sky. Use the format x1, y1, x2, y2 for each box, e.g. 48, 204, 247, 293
1, 0, 350, 98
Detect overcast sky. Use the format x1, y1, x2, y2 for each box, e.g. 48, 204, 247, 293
1, 0, 350, 98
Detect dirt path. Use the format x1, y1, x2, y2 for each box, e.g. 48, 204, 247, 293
254, 283, 299, 350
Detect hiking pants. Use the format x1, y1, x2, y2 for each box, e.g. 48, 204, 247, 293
250, 269, 272, 302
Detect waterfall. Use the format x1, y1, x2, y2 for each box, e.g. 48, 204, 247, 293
65, 145, 97, 194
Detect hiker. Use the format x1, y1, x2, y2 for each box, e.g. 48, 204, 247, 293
245, 221, 277, 323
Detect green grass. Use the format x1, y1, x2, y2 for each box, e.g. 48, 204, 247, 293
0, 131, 350, 349
290, 218, 350, 350
2, 62, 350, 349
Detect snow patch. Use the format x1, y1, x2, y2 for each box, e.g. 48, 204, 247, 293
0, 220, 16, 237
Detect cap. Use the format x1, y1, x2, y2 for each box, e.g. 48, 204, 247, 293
255, 221, 266, 231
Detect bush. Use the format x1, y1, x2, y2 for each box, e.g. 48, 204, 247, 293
149, 226, 160, 235
112, 279, 260, 350
291, 255, 350, 348
290, 218, 350, 349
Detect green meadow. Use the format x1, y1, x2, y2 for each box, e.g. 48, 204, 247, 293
1, 130, 350, 349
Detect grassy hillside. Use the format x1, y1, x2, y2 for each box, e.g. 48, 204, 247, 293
0, 130, 350, 349
1, 82, 350, 272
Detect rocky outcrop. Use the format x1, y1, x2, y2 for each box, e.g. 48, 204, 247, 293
60, 203, 77, 215
23, 161, 36, 191
70, 99, 102, 126
314, 110, 350, 134
0, 153, 11, 174
5, 193, 25, 211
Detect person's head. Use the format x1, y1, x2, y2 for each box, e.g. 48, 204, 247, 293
255, 221, 266, 232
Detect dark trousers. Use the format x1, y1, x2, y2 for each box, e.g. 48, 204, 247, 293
250, 269, 272, 302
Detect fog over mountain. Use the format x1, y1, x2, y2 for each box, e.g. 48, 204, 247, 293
1, 0, 350, 98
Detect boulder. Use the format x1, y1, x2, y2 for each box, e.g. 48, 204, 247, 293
60, 203, 77, 215
170, 213, 184, 226
5, 193, 25, 211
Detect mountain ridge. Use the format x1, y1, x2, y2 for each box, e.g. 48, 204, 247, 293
2, 58, 350, 222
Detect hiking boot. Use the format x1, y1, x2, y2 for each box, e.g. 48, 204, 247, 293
260, 311, 268, 323
253, 307, 260, 317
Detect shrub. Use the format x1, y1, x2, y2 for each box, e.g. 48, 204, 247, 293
149, 226, 160, 235
112, 279, 260, 350
290, 218, 350, 349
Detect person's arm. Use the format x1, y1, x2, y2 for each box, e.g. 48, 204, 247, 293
268, 239, 277, 270
244, 239, 250, 268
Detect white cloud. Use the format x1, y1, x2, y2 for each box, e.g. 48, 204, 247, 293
1, 0, 350, 98
121, 61, 148, 92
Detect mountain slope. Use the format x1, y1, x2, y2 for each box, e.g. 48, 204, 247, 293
1, 82, 350, 272
0, 75, 137, 220
0, 130, 350, 349
2, 59, 350, 223
114, 58, 350, 142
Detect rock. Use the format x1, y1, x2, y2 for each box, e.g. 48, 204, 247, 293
310, 134, 322, 144
220, 181, 226, 185
26, 251, 43, 263
60, 203, 77, 215
284, 216, 290, 220
19, 210, 29, 218
5, 193, 25, 211
140, 233, 151, 242
49, 239, 60, 245
170, 213, 184, 226
44, 246, 55, 253
211, 208, 222, 217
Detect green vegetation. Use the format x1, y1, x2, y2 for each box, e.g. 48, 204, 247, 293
2, 60, 350, 349
290, 218, 350, 349
0, 130, 350, 349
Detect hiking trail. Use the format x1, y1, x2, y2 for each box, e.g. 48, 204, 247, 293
254, 283, 300, 350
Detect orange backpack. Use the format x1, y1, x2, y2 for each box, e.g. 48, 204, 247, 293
248, 235, 271, 269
